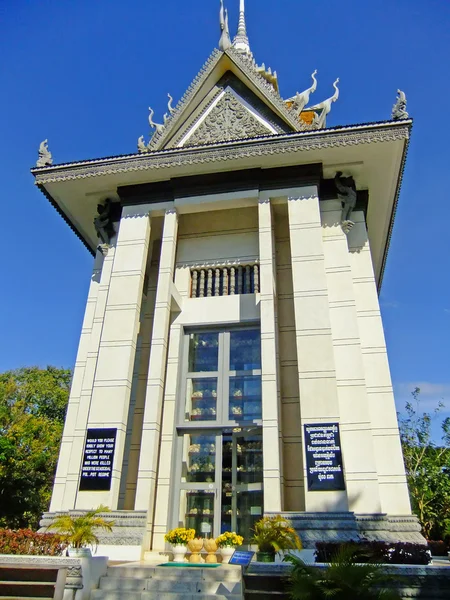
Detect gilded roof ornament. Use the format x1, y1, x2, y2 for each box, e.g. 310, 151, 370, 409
36, 139, 53, 167
233, 0, 251, 56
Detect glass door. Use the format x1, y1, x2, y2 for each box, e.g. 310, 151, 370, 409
177, 430, 222, 539
221, 428, 263, 544
173, 327, 264, 542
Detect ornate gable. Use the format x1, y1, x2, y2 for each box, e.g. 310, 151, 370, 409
144, 49, 301, 153
181, 90, 277, 147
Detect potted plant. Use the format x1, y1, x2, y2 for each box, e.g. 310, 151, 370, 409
251, 515, 302, 562
164, 527, 195, 562
47, 505, 114, 557
216, 531, 243, 563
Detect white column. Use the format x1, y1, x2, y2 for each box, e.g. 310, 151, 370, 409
258, 199, 282, 512
76, 205, 151, 510
50, 249, 105, 511
135, 209, 179, 542
322, 201, 381, 513
349, 214, 411, 514
287, 187, 348, 512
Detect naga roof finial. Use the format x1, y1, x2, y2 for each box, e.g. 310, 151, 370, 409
219, 0, 232, 51
233, 0, 251, 56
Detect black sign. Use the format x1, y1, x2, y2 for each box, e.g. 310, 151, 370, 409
79, 428, 117, 491
229, 550, 255, 566
304, 423, 345, 491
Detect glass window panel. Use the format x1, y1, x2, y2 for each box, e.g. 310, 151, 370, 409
229, 376, 262, 421
235, 489, 264, 544
188, 332, 219, 372
230, 330, 261, 371
179, 490, 215, 538
185, 378, 218, 422
181, 433, 216, 483
236, 434, 263, 485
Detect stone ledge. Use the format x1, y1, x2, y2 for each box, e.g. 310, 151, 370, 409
40, 510, 147, 546
268, 512, 426, 548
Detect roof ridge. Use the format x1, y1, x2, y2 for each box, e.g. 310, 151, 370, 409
147, 49, 223, 150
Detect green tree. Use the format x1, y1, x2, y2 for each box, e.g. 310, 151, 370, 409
0, 367, 71, 530
399, 387, 450, 540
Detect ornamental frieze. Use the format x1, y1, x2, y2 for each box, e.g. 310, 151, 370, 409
185, 92, 273, 147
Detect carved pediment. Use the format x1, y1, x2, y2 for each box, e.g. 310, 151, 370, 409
183, 92, 274, 147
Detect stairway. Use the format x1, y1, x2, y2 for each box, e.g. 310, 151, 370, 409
90, 563, 243, 600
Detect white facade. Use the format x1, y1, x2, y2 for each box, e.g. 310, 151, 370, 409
35, 7, 423, 557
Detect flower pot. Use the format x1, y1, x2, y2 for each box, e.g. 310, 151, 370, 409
203, 538, 218, 563
188, 538, 204, 563
220, 546, 235, 563
68, 547, 92, 558
171, 544, 188, 562
256, 551, 275, 563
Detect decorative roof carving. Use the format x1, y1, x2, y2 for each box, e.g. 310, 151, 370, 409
392, 90, 409, 120
184, 91, 275, 147
36, 139, 53, 167
33, 122, 411, 184
219, 0, 232, 51
308, 78, 340, 129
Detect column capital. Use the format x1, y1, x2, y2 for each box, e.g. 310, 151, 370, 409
260, 184, 318, 202
164, 207, 178, 216
121, 205, 151, 219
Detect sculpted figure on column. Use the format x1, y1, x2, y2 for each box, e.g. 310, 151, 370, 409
335, 171, 357, 234
94, 199, 114, 248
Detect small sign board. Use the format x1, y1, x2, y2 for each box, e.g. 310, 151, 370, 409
79, 428, 117, 491
304, 423, 345, 491
229, 550, 255, 566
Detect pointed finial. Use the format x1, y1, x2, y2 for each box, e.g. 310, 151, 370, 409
233, 0, 251, 56
219, 0, 232, 51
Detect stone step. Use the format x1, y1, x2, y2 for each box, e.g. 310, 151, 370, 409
99, 575, 242, 595
106, 565, 241, 581
91, 593, 241, 600
100, 576, 148, 591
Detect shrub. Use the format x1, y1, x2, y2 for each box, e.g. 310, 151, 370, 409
0, 529, 67, 556
285, 547, 402, 600
315, 540, 431, 565
47, 506, 114, 550
427, 540, 449, 556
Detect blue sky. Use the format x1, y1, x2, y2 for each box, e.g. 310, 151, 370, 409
0, 0, 449, 433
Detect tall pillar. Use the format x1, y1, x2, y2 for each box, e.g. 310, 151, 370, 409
258, 199, 282, 512
349, 213, 411, 514
287, 188, 348, 512
322, 201, 381, 513
135, 209, 179, 549
50, 249, 105, 511
76, 205, 151, 510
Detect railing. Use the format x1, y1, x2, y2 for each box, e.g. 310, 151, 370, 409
190, 264, 260, 298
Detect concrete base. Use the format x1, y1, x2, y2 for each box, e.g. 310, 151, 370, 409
275, 512, 426, 548
40, 510, 147, 561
